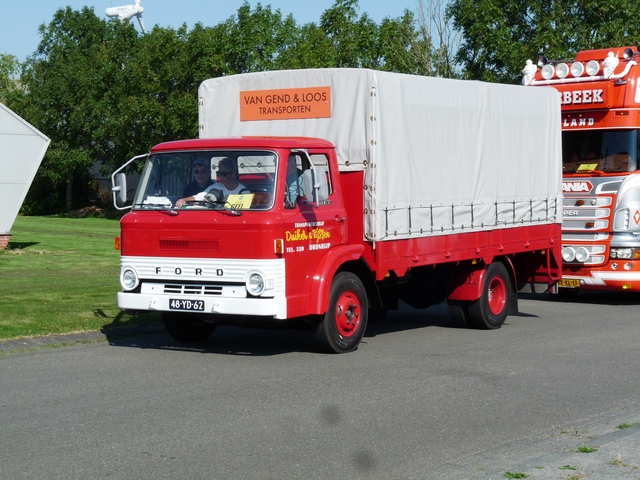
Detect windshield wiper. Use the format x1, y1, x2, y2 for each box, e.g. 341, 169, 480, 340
134, 203, 178, 215
203, 193, 242, 216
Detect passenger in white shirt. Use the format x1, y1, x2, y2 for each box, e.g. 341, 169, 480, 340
176, 158, 246, 207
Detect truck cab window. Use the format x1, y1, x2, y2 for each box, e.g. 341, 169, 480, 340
562, 130, 639, 173
133, 150, 277, 210
284, 153, 332, 208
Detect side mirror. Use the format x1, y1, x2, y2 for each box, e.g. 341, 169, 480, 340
112, 172, 128, 208
303, 168, 329, 206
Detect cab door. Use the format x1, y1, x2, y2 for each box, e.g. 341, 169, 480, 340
281, 150, 347, 317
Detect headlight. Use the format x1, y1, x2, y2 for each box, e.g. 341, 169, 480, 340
562, 246, 576, 262
556, 63, 569, 79
575, 247, 589, 263
247, 273, 265, 295
121, 268, 139, 290
541, 64, 555, 80
609, 248, 640, 260
586, 60, 600, 76
570, 62, 584, 77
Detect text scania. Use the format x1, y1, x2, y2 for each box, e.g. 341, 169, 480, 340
563, 182, 593, 193
559, 89, 603, 105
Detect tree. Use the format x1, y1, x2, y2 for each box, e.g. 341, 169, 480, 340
17, 7, 137, 211
13, 1, 459, 214
413, 0, 460, 77
448, 0, 640, 83
0, 53, 21, 104
221, 2, 299, 73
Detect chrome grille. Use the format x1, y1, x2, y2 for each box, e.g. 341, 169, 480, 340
140, 282, 247, 298
562, 232, 609, 242
164, 284, 224, 295
562, 219, 609, 230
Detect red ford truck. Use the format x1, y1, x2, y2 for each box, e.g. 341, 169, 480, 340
112, 68, 562, 352
524, 46, 640, 292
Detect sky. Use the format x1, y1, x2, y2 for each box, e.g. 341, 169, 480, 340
1, 0, 417, 63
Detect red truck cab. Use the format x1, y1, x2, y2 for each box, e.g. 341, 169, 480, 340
525, 47, 640, 292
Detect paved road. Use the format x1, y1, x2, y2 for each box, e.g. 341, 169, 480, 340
1, 292, 640, 479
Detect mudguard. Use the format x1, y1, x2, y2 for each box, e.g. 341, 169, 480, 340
302, 244, 366, 315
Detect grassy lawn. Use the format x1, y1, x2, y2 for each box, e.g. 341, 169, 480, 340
0, 215, 160, 341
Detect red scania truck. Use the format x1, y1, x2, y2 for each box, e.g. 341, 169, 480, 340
112, 68, 562, 352
524, 46, 640, 292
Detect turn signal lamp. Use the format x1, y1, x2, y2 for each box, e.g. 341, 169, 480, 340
274, 238, 284, 254
115, 236, 121, 250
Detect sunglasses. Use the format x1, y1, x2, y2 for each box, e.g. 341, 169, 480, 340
217, 171, 232, 177
194, 169, 208, 174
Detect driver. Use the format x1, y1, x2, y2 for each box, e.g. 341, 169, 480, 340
176, 158, 246, 207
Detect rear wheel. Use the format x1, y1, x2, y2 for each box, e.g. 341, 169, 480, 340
163, 312, 216, 343
314, 272, 368, 353
468, 262, 511, 330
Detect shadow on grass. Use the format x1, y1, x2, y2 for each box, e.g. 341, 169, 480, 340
7, 242, 39, 250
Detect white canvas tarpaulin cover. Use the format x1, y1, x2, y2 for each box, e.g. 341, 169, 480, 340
0, 103, 50, 235
199, 68, 562, 242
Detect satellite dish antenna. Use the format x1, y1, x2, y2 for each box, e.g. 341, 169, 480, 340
106, 0, 146, 34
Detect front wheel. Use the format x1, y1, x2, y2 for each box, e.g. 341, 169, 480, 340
314, 272, 368, 353
163, 312, 216, 343
468, 262, 511, 330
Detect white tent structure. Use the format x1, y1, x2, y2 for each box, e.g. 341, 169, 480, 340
0, 103, 50, 249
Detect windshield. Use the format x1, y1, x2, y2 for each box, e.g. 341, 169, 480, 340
133, 150, 277, 211
562, 129, 640, 173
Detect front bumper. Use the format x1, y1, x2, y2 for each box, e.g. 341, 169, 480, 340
117, 292, 288, 319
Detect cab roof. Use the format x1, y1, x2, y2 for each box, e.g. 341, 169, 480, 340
150, 136, 335, 153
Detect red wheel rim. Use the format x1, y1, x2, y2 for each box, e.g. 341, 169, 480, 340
334, 290, 361, 337
487, 275, 507, 315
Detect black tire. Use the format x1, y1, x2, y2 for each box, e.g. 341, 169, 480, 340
314, 272, 368, 353
447, 299, 471, 327
468, 262, 511, 330
163, 312, 216, 343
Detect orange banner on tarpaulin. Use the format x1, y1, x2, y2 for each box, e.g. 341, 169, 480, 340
240, 86, 331, 121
